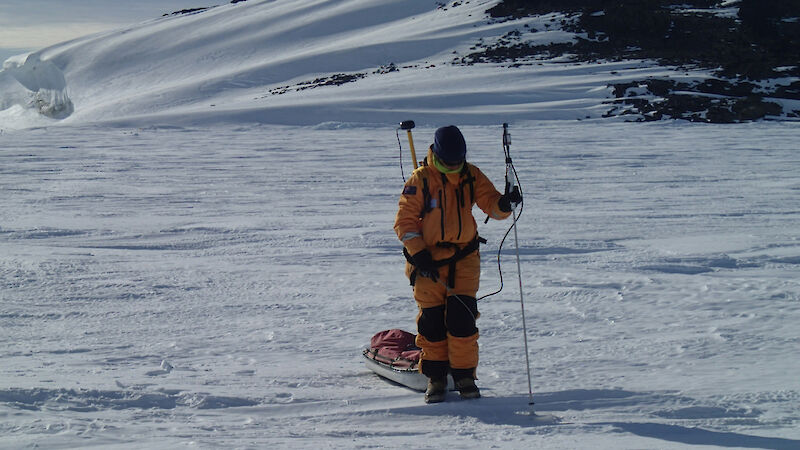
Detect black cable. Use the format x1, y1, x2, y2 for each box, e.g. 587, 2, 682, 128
479, 184, 523, 301
397, 123, 523, 301
478, 128, 524, 301
396, 128, 406, 183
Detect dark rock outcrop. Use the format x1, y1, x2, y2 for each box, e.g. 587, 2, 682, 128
471, 0, 799, 122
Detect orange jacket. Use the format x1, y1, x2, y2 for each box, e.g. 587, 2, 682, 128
395, 149, 511, 256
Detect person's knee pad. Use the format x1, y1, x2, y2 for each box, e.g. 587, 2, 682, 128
418, 305, 447, 342
446, 295, 478, 337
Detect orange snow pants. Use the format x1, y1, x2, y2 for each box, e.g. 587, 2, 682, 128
409, 250, 481, 379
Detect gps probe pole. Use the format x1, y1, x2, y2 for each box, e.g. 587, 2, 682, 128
503, 123, 534, 406
400, 120, 419, 169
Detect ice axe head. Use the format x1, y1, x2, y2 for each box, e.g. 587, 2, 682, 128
398, 120, 419, 169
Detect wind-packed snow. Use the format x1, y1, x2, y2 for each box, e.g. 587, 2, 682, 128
1, 0, 799, 448
2, 121, 799, 449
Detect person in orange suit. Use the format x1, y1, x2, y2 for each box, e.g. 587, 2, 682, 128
394, 125, 521, 403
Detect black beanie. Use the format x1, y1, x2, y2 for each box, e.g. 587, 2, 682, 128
433, 125, 466, 165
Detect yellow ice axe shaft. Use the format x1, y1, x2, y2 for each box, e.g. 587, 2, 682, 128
400, 120, 418, 169
406, 130, 418, 169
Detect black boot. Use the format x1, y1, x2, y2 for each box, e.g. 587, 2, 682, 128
454, 377, 481, 399
424, 377, 447, 403
451, 368, 481, 400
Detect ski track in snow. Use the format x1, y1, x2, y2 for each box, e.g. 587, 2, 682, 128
1, 121, 800, 449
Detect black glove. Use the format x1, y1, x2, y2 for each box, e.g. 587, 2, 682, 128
499, 186, 522, 212
411, 250, 439, 282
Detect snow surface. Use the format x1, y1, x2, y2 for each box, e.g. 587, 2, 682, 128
1, 0, 800, 448
2, 121, 799, 449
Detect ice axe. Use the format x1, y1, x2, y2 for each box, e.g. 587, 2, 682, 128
399, 120, 419, 169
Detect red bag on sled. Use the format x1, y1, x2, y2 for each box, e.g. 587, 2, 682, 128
363, 329, 453, 392
364, 329, 421, 370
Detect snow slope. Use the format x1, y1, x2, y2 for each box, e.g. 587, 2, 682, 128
1, 0, 683, 130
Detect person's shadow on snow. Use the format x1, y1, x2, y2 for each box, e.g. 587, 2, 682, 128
391, 389, 800, 450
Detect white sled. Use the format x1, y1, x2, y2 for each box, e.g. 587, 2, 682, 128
363, 329, 455, 392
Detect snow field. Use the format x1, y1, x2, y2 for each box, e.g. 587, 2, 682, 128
1, 121, 799, 448
1, 0, 799, 447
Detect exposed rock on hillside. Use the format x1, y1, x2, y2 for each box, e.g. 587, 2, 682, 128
470, 0, 799, 122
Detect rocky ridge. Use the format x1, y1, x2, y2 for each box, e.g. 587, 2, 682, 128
463, 0, 799, 122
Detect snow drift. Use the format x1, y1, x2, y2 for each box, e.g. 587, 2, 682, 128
0, 53, 74, 120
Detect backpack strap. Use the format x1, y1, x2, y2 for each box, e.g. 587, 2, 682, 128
460, 163, 476, 205
420, 171, 432, 219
